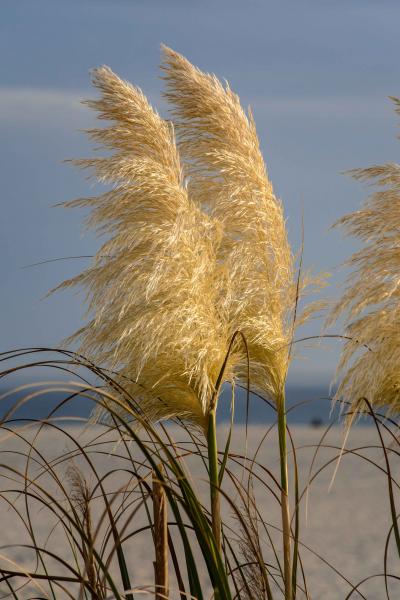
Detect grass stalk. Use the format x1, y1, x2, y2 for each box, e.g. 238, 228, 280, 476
207, 407, 221, 554
152, 466, 169, 600
205, 331, 245, 559
362, 397, 400, 561
277, 389, 292, 600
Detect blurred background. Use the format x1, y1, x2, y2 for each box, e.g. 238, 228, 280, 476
1, 0, 399, 420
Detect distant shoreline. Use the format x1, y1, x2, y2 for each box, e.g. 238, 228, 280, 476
0, 383, 376, 427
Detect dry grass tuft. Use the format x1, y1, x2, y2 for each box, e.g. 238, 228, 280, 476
56, 49, 322, 431
328, 97, 400, 418
67, 464, 105, 599
56, 66, 231, 429
161, 45, 320, 402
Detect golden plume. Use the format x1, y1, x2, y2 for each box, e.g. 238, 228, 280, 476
329, 97, 400, 418
57, 66, 231, 429
56, 51, 325, 599
161, 45, 310, 402
159, 48, 327, 596
58, 49, 321, 429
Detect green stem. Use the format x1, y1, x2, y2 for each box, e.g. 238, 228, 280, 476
277, 389, 292, 600
207, 407, 222, 554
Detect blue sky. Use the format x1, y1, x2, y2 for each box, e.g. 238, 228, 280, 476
1, 0, 399, 384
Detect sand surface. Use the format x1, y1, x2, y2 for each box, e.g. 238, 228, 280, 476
0, 422, 398, 599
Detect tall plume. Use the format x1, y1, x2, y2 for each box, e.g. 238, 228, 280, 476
161, 46, 301, 401
58, 49, 320, 428
329, 97, 400, 418
57, 66, 230, 429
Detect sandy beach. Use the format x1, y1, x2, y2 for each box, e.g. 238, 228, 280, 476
0, 423, 397, 599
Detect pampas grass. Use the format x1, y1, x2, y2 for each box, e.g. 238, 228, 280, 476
328, 97, 400, 420
9, 45, 398, 600
160, 46, 326, 598
50, 46, 328, 600
57, 66, 231, 430
161, 45, 297, 402
57, 55, 310, 429
56, 48, 312, 598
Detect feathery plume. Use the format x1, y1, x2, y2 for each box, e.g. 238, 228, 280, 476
161, 45, 304, 402
160, 47, 319, 597
329, 97, 400, 418
58, 66, 231, 429
59, 51, 320, 430
66, 464, 104, 599
56, 52, 319, 598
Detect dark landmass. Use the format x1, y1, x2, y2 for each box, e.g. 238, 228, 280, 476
0, 383, 350, 426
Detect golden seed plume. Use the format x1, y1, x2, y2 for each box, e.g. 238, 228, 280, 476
329, 97, 400, 418
161, 45, 311, 401
58, 66, 231, 429
59, 50, 320, 426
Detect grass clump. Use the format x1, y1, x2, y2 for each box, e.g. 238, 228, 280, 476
53, 47, 322, 599
1, 48, 400, 600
